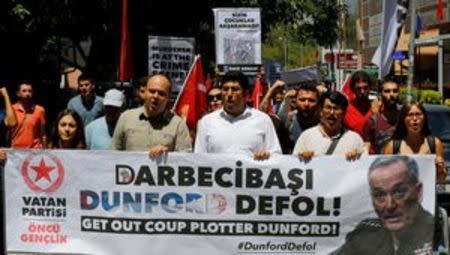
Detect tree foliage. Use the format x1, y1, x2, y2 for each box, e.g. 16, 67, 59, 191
0, 0, 341, 81
344, 12, 358, 50
262, 24, 318, 70
242, 0, 341, 47
0, 0, 120, 82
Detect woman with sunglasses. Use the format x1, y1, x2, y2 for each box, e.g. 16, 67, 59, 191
207, 87, 223, 112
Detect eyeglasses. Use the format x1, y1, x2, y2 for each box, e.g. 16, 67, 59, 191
207, 93, 222, 101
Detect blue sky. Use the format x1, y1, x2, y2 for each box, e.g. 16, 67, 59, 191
346, 0, 357, 14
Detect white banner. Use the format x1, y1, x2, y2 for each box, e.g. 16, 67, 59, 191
213, 8, 261, 75
4, 151, 435, 255
148, 36, 195, 92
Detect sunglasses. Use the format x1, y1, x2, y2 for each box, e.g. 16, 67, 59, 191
207, 93, 222, 101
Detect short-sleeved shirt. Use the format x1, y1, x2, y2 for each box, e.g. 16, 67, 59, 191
111, 107, 192, 152
293, 125, 367, 156
67, 95, 103, 127
10, 103, 46, 149
362, 112, 396, 154
85, 117, 113, 150
194, 107, 282, 154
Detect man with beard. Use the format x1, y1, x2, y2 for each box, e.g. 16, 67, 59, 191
343, 71, 373, 136
9, 81, 46, 148
331, 156, 434, 255
67, 74, 103, 127
195, 71, 281, 159
362, 79, 400, 154
293, 91, 366, 161
112, 74, 192, 156
273, 82, 320, 153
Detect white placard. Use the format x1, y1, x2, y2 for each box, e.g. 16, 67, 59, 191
213, 8, 261, 75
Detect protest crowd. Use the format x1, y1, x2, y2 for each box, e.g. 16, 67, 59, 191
0, 64, 448, 252
1, 68, 445, 166
0, 4, 449, 250
1, 0, 450, 252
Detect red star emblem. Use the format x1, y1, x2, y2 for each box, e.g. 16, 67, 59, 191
31, 158, 55, 182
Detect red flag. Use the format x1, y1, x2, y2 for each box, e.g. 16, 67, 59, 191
341, 74, 355, 101
437, 0, 444, 21
174, 55, 207, 130
251, 78, 264, 109
119, 0, 133, 81
205, 73, 212, 92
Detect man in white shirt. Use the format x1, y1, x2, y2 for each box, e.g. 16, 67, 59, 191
293, 91, 366, 161
195, 71, 281, 159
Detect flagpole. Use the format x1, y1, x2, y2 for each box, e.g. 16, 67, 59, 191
172, 54, 200, 111
406, 0, 416, 103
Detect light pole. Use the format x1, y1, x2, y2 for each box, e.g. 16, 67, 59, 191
407, 0, 416, 103
279, 37, 289, 71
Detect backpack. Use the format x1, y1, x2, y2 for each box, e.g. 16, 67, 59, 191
392, 135, 436, 154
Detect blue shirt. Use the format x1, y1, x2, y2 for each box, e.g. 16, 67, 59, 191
85, 117, 112, 150
67, 95, 103, 127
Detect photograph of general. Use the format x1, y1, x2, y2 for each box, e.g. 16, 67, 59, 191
331, 156, 434, 255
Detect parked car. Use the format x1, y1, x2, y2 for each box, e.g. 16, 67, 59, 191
425, 104, 450, 211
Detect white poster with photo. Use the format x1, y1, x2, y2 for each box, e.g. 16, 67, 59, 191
213, 8, 261, 75
148, 36, 195, 92
4, 150, 435, 254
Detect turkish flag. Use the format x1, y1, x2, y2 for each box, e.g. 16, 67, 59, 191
437, 0, 444, 21
174, 55, 207, 130
251, 77, 264, 109
119, 0, 133, 81
205, 73, 212, 92
341, 74, 355, 101
250, 78, 274, 113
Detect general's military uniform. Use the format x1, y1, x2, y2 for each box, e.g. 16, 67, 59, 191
331, 206, 434, 255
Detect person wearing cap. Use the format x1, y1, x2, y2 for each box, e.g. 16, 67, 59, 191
85, 89, 125, 150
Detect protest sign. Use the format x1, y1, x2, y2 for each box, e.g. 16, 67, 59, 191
148, 36, 195, 92
213, 8, 261, 75
4, 151, 435, 254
